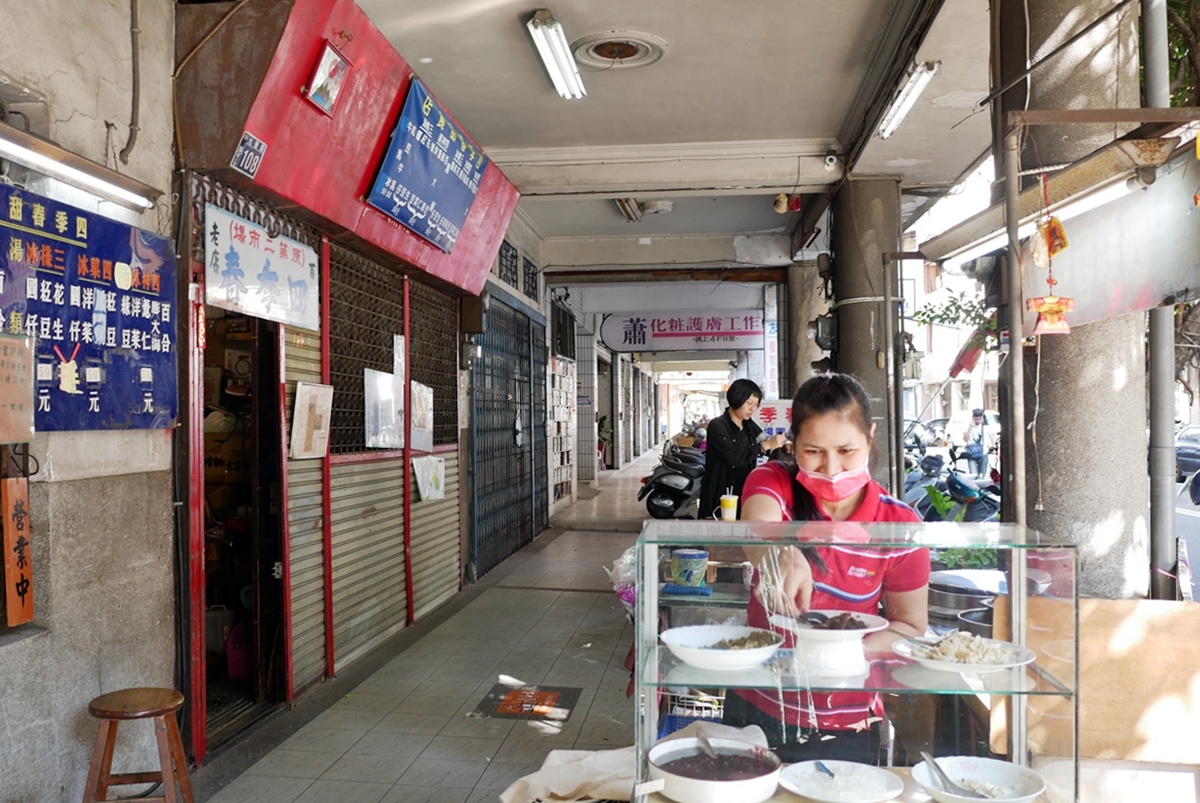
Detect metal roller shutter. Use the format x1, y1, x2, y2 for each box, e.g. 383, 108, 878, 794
283, 327, 326, 691
409, 452, 461, 618
330, 458, 407, 669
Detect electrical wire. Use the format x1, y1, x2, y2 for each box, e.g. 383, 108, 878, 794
1029, 335, 1044, 512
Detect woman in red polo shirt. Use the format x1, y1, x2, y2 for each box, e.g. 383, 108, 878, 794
724, 372, 929, 763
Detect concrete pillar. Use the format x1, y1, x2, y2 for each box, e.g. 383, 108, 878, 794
831, 179, 900, 483
995, 0, 1146, 596
788, 261, 830, 395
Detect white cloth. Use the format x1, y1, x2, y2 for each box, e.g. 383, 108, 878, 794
498, 722, 767, 803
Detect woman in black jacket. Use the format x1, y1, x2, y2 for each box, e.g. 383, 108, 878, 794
698, 379, 788, 520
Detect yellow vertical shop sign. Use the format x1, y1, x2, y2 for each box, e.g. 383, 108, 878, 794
2, 476, 33, 625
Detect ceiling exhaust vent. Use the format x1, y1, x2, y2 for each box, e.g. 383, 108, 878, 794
572, 31, 667, 70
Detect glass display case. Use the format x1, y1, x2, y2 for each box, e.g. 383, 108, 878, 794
634, 519, 1079, 803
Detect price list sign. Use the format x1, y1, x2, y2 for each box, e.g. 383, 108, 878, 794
0, 185, 177, 430
367, 78, 488, 253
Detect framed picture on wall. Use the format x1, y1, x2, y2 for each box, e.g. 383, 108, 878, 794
303, 41, 352, 116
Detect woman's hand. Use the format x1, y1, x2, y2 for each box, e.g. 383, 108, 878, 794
751, 545, 814, 616
763, 432, 789, 452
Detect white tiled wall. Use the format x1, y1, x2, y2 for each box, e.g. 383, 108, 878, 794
575, 332, 599, 483
550, 356, 576, 508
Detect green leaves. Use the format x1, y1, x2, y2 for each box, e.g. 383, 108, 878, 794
912, 290, 990, 331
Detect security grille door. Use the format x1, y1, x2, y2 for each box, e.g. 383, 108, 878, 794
471, 298, 547, 576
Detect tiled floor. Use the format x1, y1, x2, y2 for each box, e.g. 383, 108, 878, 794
204, 452, 662, 803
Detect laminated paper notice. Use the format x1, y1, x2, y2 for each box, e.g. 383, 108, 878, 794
290, 382, 333, 459
412, 456, 445, 501
0, 335, 34, 443
2, 477, 33, 625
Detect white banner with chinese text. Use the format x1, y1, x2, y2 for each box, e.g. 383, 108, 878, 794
204, 205, 320, 332
599, 310, 764, 353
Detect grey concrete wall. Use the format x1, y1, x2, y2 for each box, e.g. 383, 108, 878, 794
1008, 0, 1147, 597
0, 471, 176, 802
831, 179, 900, 482
788, 260, 830, 394
0, 2, 179, 801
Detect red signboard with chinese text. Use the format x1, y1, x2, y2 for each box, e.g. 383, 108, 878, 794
752, 399, 792, 439
2, 477, 33, 625
236, 0, 519, 295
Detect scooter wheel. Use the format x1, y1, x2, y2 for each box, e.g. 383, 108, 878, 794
646, 491, 678, 519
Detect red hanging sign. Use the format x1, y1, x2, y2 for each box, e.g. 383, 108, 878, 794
2, 477, 33, 625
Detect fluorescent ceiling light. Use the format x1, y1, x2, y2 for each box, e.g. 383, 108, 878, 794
0, 121, 159, 212
614, 197, 642, 222
527, 10, 586, 100
877, 61, 940, 140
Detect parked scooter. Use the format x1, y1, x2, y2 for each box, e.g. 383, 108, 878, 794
639, 436, 705, 519
907, 447, 1002, 522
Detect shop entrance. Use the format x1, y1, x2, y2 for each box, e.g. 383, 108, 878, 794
470, 297, 548, 578
201, 310, 285, 747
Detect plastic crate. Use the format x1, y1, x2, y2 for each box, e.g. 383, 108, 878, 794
658, 690, 725, 738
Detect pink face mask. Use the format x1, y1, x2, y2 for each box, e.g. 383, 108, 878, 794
795, 461, 872, 502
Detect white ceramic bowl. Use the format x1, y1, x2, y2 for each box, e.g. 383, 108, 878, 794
912, 756, 1047, 803
648, 736, 781, 803
769, 612, 888, 675
659, 625, 783, 671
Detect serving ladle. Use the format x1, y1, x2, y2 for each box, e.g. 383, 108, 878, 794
919, 751, 986, 799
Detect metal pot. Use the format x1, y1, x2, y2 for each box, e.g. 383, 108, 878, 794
957, 607, 994, 638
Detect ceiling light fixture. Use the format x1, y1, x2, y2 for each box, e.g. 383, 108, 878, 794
527, 10, 586, 100
0, 121, 159, 211
877, 61, 940, 140
614, 197, 643, 222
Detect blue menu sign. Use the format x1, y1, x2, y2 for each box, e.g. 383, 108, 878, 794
0, 184, 177, 431
366, 78, 488, 253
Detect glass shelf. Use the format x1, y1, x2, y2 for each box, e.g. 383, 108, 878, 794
642, 646, 1074, 696
635, 519, 1073, 550
632, 519, 1081, 803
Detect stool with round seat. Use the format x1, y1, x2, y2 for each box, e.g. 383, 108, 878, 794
82, 687, 194, 803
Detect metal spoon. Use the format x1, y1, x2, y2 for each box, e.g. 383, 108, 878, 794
696, 732, 717, 758
797, 611, 830, 626
919, 751, 986, 799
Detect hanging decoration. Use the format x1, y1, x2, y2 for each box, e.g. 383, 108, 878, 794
1027, 174, 1073, 334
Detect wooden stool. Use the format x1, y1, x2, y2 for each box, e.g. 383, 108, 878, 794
82, 687, 195, 803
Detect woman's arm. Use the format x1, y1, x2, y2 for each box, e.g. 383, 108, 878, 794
741, 493, 815, 616
864, 585, 929, 652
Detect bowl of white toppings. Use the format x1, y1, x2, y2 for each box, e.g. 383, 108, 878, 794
912, 756, 1046, 803
893, 631, 1036, 674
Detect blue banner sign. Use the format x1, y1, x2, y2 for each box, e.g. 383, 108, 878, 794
0, 184, 177, 431
367, 78, 488, 253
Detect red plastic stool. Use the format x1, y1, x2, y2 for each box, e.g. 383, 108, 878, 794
82, 687, 194, 803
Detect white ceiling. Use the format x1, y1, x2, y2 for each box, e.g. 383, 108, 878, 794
358, 0, 993, 263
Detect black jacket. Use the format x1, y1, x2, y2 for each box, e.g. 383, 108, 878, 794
699, 409, 764, 520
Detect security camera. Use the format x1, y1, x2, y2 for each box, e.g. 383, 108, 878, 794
824, 151, 839, 170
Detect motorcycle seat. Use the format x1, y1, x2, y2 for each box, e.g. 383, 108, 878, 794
663, 457, 705, 478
